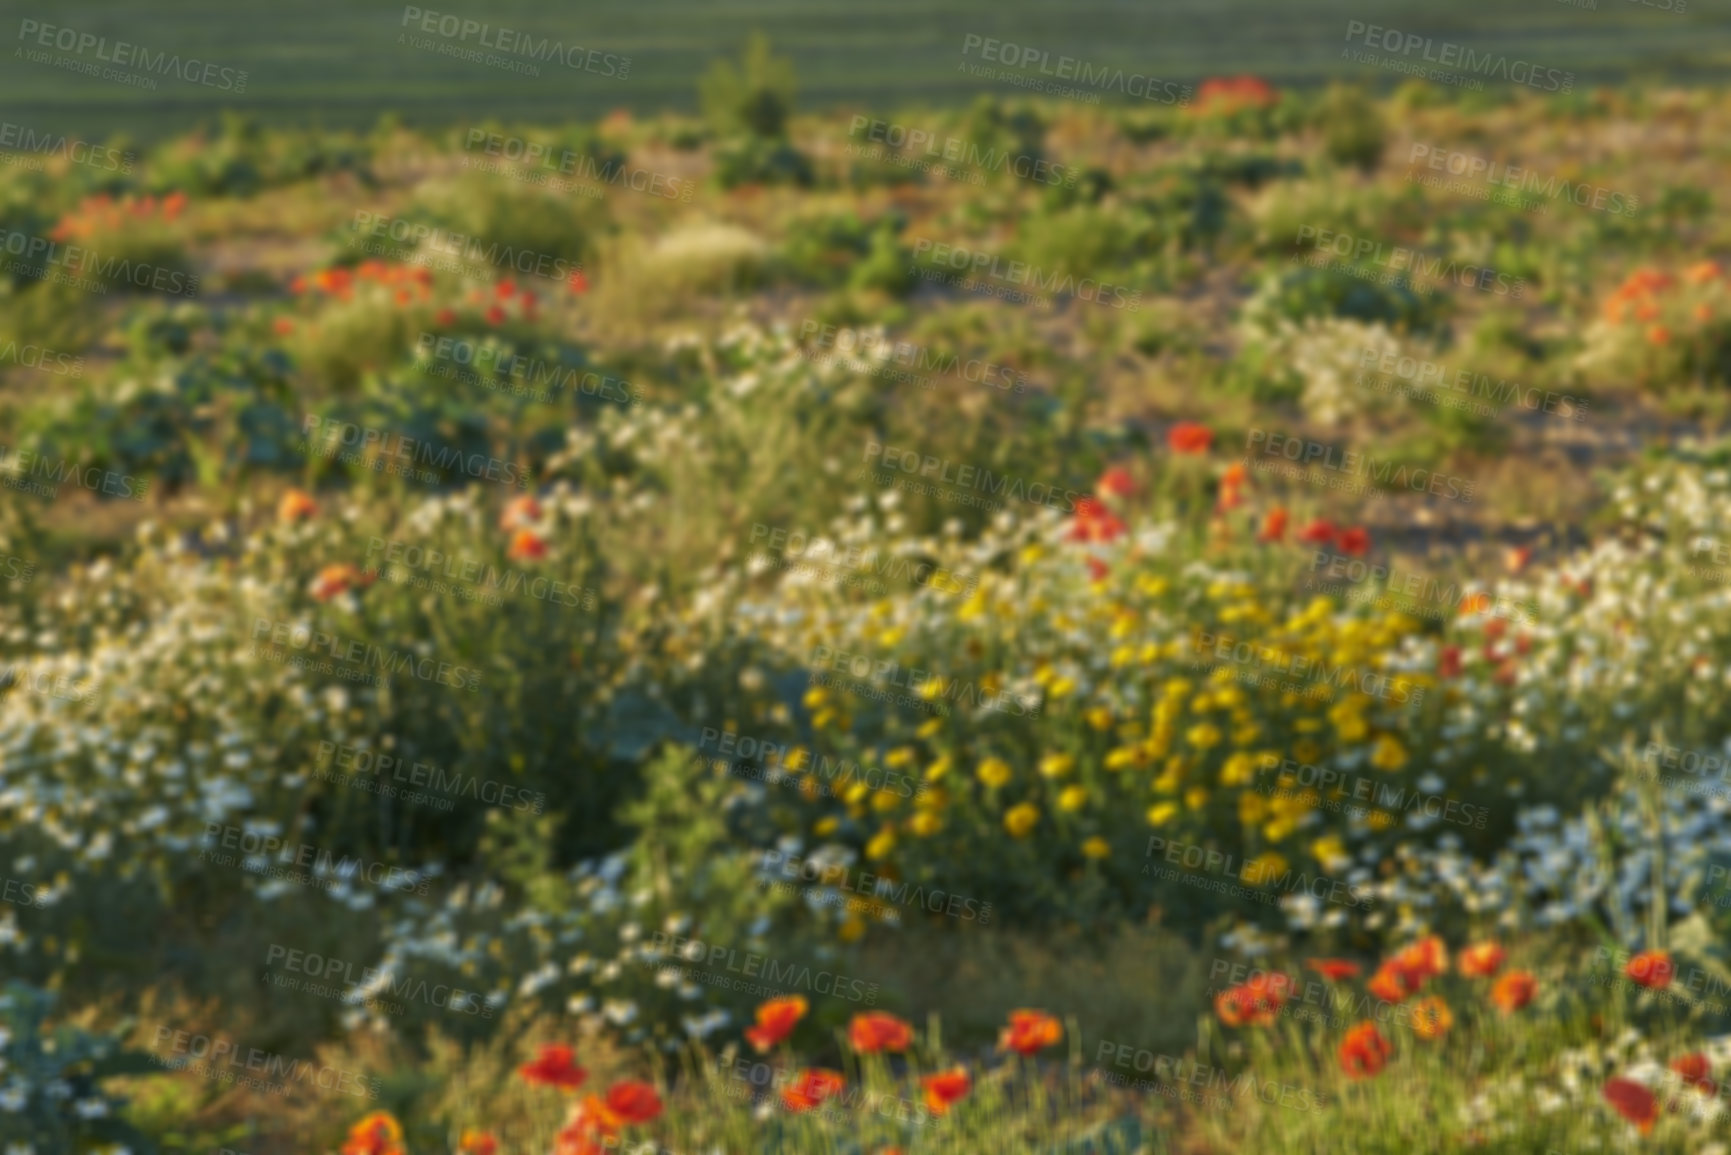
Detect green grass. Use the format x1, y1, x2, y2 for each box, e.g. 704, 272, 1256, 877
3, 0, 1728, 139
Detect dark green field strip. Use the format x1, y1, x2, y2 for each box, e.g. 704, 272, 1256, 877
1, 0, 1725, 139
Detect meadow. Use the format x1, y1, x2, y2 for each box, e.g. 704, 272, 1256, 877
3, 24, 1731, 1155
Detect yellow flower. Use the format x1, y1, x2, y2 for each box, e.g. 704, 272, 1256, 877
1238, 793, 1267, 825
815, 816, 839, 836
926, 756, 952, 782
878, 626, 905, 647
1004, 803, 1040, 838
843, 781, 869, 805
916, 718, 943, 740
1243, 851, 1288, 885
786, 747, 811, 771
1105, 746, 1143, 771
1049, 676, 1077, 699
908, 812, 943, 837
1058, 785, 1089, 812
1020, 543, 1045, 566
1136, 574, 1168, 597
1038, 753, 1076, 779
1111, 644, 1136, 669
1370, 733, 1409, 771
1231, 722, 1262, 747
1146, 802, 1178, 826
1291, 738, 1323, 765
871, 789, 902, 812
1082, 836, 1112, 859
838, 916, 867, 943
977, 757, 1013, 788
1367, 810, 1396, 831
865, 829, 896, 860
885, 746, 917, 768
1186, 723, 1223, 750
1219, 752, 1261, 787
1184, 786, 1208, 810
1086, 707, 1114, 732
1311, 834, 1348, 869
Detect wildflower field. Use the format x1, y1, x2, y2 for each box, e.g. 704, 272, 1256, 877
5, 13, 1731, 1155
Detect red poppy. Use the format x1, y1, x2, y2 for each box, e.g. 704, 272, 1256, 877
1338, 1022, 1392, 1079
1367, 963, 1421, 1004
458, 1130, 498, 1155
921, 1067, 972, 1117
1167, 422, 1214, 454
1214, 986, 1250, 1027
485, 304, 508, 326
569, 270, 590, 294
272, 317, 296, 336
508, 529, 549, 562
1626, 950, 1675, 990
781, 1068, 846, 1113
1336, 526, 1370, 557
1490, 970, 1538, 1013
520, 1044, 587, 1090
1457, 942, 1505, 978
1296, 518, 1337, 547
1068, 497, 1127, 544
1306, 958, 1361, 982
1602, 1078, 1659, 1135
1438, 645, 1463, 680
310, 563, 369, 602
1096, 466, 1136, 499
848, 1011, 914, 1054
745, 995, 808, 1051
1257, 507, 1289, 543
1085, 556, 1110, 582
341, 1112, 406, 1155
1670, 1053, 1715, 1094
435, 307, 458, 327
999, 1009, 1063, 1055
604, 1080, 663, 1124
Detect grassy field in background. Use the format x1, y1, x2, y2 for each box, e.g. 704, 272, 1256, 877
4, 0, 1729, 139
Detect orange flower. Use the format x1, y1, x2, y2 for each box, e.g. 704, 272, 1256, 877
341, 1112, 405, 1155
1238, 972, 1293, 1026
1221, 463, 1247, 488
508, 528, 549, 562
1338, 1022, 1391, 1079
1696, 303, 1713, 323
435, 307, 458, 327
1085, 556, 1110, 582
1647, 325, 1671, 346
1306, 958, 1361, 982
1257, 506, 1289, 543
604, 1080, 663, 1124
1684, 260, 1723, 285
1626, 950, 1675, 990
1000, 1009, 1063, 1055
459, 1130, 499, 1155
1490, 970, 1538, 1013
555, 1096, 621, 1155
1393, 936, 1449, 981
921, 1067, 972, 1116
569, 269, 590, 294
781, 1068, 846, 1113
1602, 1078, 1659, 1135
272, 317, 296, 336
1214, 985, 1250, 1027
1670, 1053, 1715, 1094
1096, 466, 1136, 499
310, 563, 369, 602
1068, 497, 1127, 544
1367, 963, 1420, 1004
1457, 942, 1505, 978
1335, 526, 1370, 557
849, 1011, 914, 1054
745, 995, 808, 1051
520, 1043, 588, 1090
1409, 996, 1453, 1041
1167, 422, 1214, 454
1296, 518, 1336, 546
278, 488, 318, 523
500, 494, 544, 531
1458, 592, 1493, 616
1505, 547, 1532, 574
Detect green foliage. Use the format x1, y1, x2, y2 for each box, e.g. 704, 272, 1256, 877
0, 981, 158, 1153
1319, 84, 1386, 172
699, 33, 797, 140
